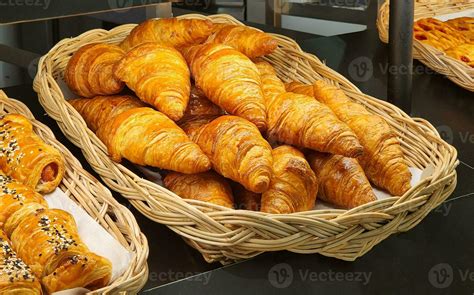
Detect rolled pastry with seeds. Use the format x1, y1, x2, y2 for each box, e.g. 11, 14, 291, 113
10, 207, 112, 293
0, 114, 64, 194
0, 230, 42, 294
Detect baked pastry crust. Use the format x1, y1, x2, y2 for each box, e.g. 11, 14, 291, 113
0, 114, 65, 194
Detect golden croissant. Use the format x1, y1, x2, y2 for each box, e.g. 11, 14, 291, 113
184, 86, 224, 118
114, 42, 191, 121
261, 145, 318, 214
231, 182, 261, 211
307, 152, 377, 209
0, 230, 42, 294
120, 18, 214, 51
207, 24, 278, 58
187, 115, 273, 193
181, 43, 267, 131
69, 95, 145, 132
70, 97, 211, 173
10, 207, 112, 293
0, 173, 47, 228
64, 43, 125, 98
255, 61, 363, 157
287, 81, 411, 196
164, 171, 234, 208
0, 114, 65, 194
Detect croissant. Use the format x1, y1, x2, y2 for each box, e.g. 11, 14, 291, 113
120, 18, 214, 51
64, 43, 125, 98
188, 115, 273, 193
255, 61, 363, 157
207, 24, 278, 58
164, 171, 234, 208
69, 95, 145, 132
10, 207, 112, 293
182, 43, 267, 131
93, 106, 210, 173
0, 114, 65, 194
261, 146, 317, 214
232, 182, 261, 211
184, 86, 224, 118
307, 152, 377, 209
0, 173, 47, 228
0, 230, 42, 294
114, 42, 191, 121
287, 81, 411, 196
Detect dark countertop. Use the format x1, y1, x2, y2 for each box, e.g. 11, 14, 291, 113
3, 16, 473, 295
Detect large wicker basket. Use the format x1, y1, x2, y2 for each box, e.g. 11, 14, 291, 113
0, 90, 149, 293
33, 14, 458, 264
377, 0, 474, 91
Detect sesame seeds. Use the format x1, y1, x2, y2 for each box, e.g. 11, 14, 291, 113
0, 239, 35, 283
0, 120, 26, 168
0, 175, 26, 204
37, 216, 78, 255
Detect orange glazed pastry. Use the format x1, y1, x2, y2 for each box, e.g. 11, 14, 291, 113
286, 81, 411, 196
232, 182, 261, 211
207, 24, 278, 58
445, 43, 474, 68
120, 18, 214, 51
0, 114, 65, 194
10, 207, 112, 293
187, 115, 273, 193
0, 173, 47, 228
69, 95, 145, 132
307, 152, 377, 209
164, 171, 234, 208
446, 17, 474, 41
182, 43, 267, 131
414, 18, 468, 51
0, 230, 42, 294
255, 61, 363, 157
64, 43, 125, 98
261, 145, 318, 214
184, 86, 224, 118
114, 42, 191, 121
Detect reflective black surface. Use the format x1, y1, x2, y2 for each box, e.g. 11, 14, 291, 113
3, 15, 473, 295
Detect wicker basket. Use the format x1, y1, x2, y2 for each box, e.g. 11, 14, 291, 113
33, 14, 458, 264
0, 90, 148, 293
377, 0, 474, 91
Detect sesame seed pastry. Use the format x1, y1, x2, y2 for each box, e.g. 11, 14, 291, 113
0, 173, 47, 229
0, 114, 65, 194
10, 207, 112, 293
0, 230, 42, 294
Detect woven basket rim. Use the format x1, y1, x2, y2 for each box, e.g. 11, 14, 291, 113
0, 90, 149, 293
33, 13, 458, 263
376, 1, 474, 91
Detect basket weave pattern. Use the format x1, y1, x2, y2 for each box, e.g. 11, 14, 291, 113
0, 90, 149, 293
34, 14, 458, 264
377, 0, 474, 91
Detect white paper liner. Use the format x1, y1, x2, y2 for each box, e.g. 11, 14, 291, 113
433, 8, 474, 22
43, 188, 133, 294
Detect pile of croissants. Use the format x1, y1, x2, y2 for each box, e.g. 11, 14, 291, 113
65, 17, 412, 214
0, 114, 112, 294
